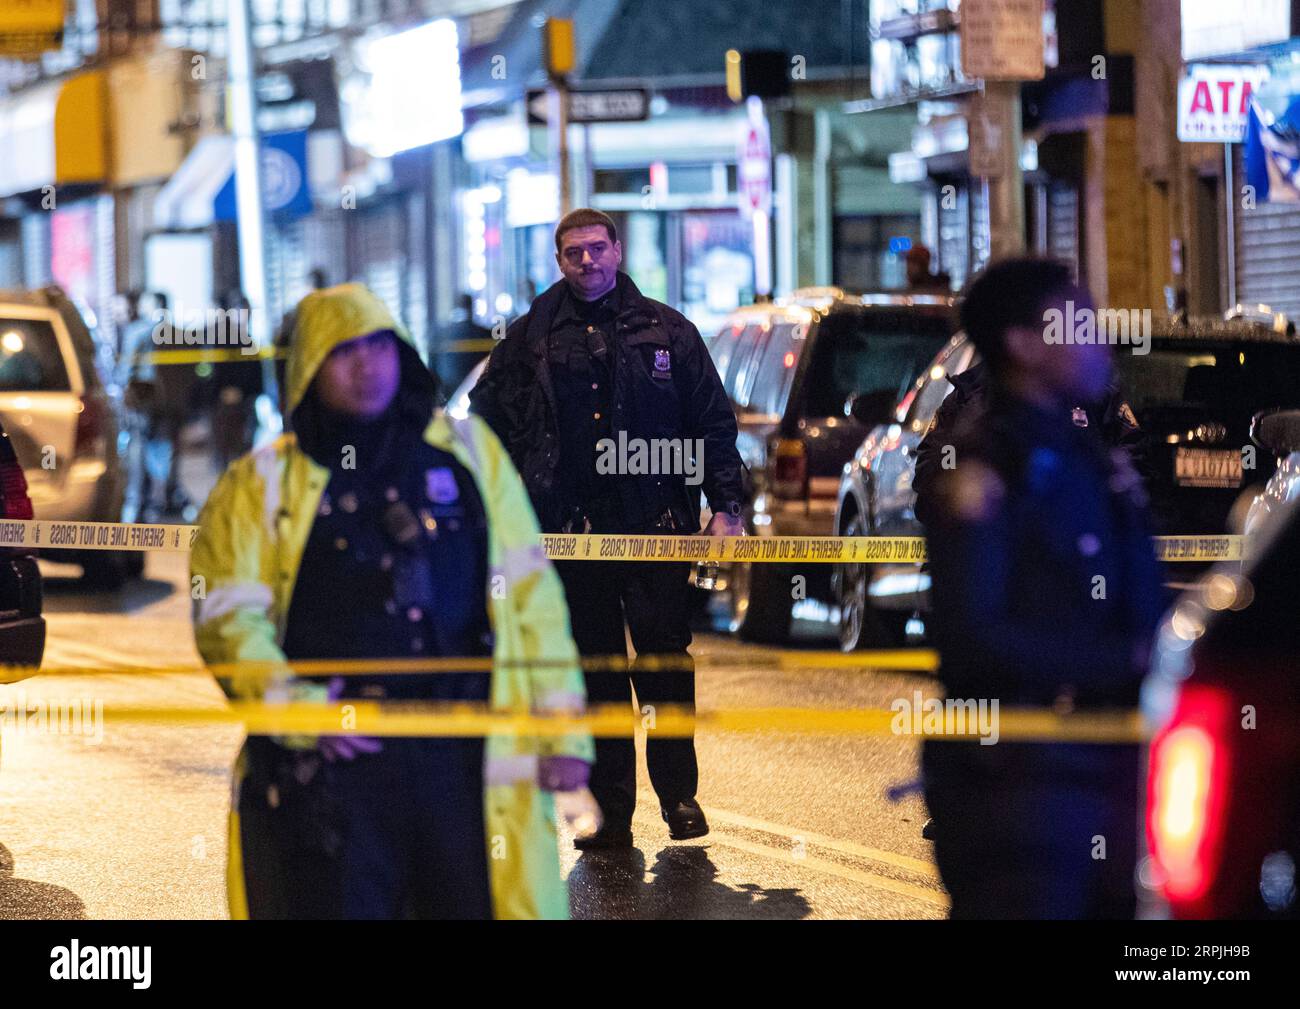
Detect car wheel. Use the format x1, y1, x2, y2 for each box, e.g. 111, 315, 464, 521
837, 512, 897, 652
730, 560, 793, 644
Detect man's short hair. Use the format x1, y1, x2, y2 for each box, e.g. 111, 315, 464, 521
555, 208, 618, 253
959, 257, 1075, 370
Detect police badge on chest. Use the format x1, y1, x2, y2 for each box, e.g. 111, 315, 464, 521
652, 348, 672, 380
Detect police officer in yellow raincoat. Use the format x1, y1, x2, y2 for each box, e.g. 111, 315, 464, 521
192, 283, 592, 919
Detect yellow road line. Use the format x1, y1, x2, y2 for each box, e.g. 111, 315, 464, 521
702, 805, 941, 880
698, 829, 948, 909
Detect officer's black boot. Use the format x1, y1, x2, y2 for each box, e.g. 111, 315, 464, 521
661, 799, 709, 840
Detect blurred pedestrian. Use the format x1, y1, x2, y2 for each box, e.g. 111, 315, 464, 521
118, 291, 192, 521
192, 283, 592, 919
470, 208, 745, 849
921, 257, 1166, 918
438, 292, 494, 395
210, 289, 262, 470
905, 244, 951, 294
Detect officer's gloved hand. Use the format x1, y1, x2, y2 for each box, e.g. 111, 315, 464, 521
270, 676, 383, 761
702, 511, 744, 537
319, 676, 383, 762
537, 755, 590, 792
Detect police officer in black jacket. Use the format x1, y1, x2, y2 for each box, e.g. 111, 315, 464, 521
470, 209, 745, 849
913, 360, 1145, 529
922, 258, 1167, 918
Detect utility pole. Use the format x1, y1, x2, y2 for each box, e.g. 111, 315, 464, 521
979, 80, 1027, 261
225, 0, 276, 396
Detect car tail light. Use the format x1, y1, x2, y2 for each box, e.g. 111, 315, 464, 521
74, 396, 107, 459
0, 452, 33, 520
772, 438, 807, 498
1146, 685, 1233, 912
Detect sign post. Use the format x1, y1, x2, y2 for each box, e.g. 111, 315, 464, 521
961, 0, 1046, 262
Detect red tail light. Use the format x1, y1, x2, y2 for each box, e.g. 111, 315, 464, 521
1146, 685, 1233, 911
74, 396, 107, 459
0, 456, 33, 519
771, 438, 807, 498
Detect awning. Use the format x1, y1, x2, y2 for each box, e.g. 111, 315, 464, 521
152, 135, 235, 230
153, 130, 313, 231
0, 71, 108, 198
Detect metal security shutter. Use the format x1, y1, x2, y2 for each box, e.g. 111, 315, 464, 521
403, 192, 427, 357
21, 213, 51, 288
1235, 199, 1300, 321
276, 217, 308, 322
94, 194, 117, 357
354, 199, 405, 326
936, 183, 969, 289
1046, 182, 1080, 280
302, 211, 346, 292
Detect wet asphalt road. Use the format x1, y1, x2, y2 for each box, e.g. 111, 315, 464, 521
0, 551, 946, 919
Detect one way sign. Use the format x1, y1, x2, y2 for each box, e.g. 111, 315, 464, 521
527, 87, 651, 126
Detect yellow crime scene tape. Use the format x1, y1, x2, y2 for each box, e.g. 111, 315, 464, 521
0, 516, 1234, 744
0, 518, 1248, 563
0, 698, 1148, 744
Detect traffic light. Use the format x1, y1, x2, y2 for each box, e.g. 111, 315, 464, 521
725, 49, 791, 103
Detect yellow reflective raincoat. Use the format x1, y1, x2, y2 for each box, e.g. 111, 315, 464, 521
191, 283, 591, 920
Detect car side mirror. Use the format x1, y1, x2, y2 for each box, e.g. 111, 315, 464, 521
1251, 409, 1300, 457
848, 389, 898, 428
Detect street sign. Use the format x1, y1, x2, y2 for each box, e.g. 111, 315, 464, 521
968, 89, 1013, 178
527, 88, 651, 126
960, 0, 1045, 82
0, 0, 64, 58
738, 114, 771, 215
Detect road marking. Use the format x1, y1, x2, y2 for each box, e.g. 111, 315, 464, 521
702, 805, 941, 880
627, 801, 947, 909
700, 829, 948, 909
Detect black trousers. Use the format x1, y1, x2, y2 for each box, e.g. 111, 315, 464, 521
236, 737, 493, 919
922, 740, 1140, 919
555, 558, 698, 828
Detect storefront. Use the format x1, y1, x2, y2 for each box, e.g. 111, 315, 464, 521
0, 70, 116, 344
462, 103, 758, 336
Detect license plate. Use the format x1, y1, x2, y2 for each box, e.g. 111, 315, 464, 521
1174, 447, 1243, 488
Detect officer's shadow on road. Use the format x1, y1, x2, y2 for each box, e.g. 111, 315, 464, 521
0, 843, 87, 919
569, 845, 811, 920
40, 572, 175, 614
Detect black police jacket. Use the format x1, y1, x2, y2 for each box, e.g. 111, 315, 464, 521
924, 392, 1168, 711
913, 361, 1146, 529
469, 274, 744, 533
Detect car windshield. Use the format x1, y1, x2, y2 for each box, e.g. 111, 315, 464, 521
1114, 341, 1300, 434
0, 317, 71, 392
801, 309, 953, 419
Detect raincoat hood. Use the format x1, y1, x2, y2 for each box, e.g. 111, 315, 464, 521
285, 282, 428, 416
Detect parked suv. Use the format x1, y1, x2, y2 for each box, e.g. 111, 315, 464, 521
704, 288, 956, 642
835, 315, 1300, 650
0, 286, 141, 587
